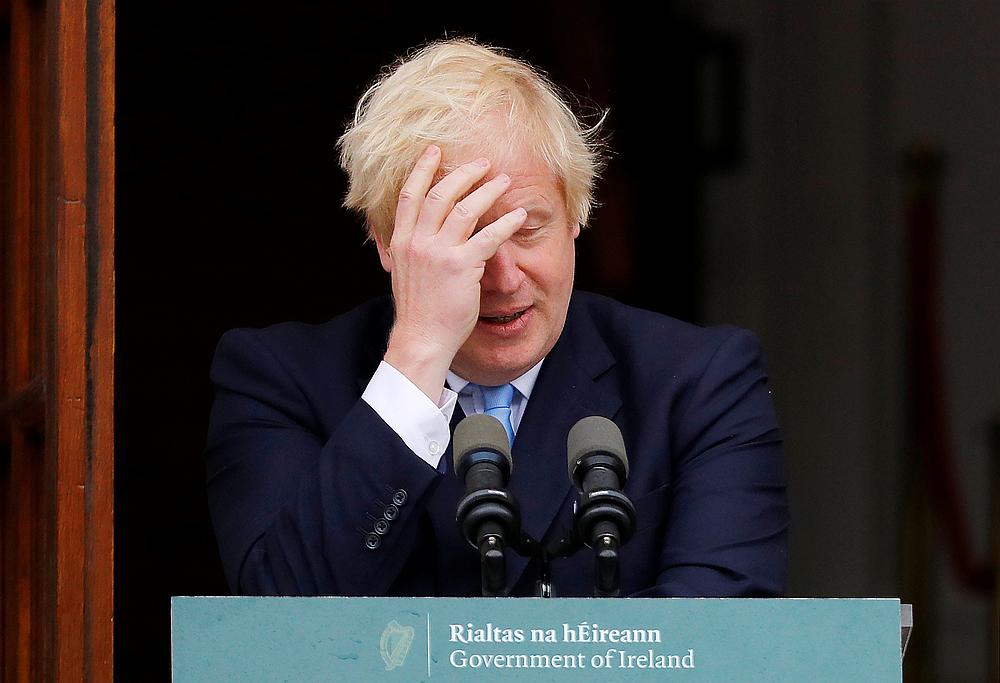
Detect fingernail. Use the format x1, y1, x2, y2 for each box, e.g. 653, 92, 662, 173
496, 173, 511, 184
426, 145, 440, 156
516, 207, 527, 217
475, 157, 489, 167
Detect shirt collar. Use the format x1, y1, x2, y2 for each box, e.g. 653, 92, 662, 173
446, 358, 545, 401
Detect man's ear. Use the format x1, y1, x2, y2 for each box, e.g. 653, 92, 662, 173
571, 222, 581, 239
373, 229, 392, 273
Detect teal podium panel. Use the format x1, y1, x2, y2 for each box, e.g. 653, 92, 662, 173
172, 597, 901, 682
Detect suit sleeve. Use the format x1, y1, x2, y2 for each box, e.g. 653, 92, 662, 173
635, 328, 790, 597
205, 328, 444, 596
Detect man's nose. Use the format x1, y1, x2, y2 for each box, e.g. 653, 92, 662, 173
481, 243, 524, 295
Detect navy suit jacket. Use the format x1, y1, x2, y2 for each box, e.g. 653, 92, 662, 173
206, 291, 789, 597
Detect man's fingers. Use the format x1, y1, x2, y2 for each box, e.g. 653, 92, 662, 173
393, 145, 441, 243
413, 157, 491, 236
438, 173, 511, 242
464, 208, 528, 261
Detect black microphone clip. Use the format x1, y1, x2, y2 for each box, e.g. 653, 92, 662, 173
567, 416, 637, 597
453, 414, 522, 597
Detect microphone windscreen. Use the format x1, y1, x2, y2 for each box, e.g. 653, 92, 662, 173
453, 414, 513, 473
566, 416, 629, 480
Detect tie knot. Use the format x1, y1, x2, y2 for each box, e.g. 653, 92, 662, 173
479, 383, 515, 411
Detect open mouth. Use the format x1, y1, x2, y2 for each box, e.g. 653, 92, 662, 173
479, 307, 529, 324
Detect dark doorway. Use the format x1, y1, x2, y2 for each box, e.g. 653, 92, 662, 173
116, 2, 715, 679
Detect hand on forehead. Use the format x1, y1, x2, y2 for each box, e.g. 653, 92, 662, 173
434, 143, 563, 221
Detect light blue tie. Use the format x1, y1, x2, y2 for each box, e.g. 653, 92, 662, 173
478, 383, 516, 447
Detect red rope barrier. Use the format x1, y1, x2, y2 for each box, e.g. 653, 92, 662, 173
904, 144, 995, 594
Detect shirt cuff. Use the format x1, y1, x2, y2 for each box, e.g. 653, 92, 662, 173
361, 360, 457, 470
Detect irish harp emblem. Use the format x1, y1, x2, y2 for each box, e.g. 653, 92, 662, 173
379, 619, 415, 671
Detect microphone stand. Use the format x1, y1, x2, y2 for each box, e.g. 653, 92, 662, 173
524, 488, 636, 598
496, 533, 561, 598
486, 492, 635, 598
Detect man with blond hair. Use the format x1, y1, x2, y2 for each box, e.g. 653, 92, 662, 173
206, 39, 789, 597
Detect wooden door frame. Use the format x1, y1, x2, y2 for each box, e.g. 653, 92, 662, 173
1, 0, 114, 680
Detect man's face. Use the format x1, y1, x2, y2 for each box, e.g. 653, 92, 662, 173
449, 144, 579, 385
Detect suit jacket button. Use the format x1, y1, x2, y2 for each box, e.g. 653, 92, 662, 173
383, 504, 399, 521
392, 490, 408, 506
364, 533, 381, 550
374, 519, 390, 535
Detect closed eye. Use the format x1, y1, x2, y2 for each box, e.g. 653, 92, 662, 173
514, 225, 547, 242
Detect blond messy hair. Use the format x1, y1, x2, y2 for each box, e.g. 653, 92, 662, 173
337, 38, 607, 244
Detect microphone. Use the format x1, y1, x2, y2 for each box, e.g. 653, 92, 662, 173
453, 414, 522, 596
567, 416, 637, 597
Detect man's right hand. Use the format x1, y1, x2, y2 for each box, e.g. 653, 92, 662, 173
381, 145, 528, 402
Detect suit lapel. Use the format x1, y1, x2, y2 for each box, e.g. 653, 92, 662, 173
504, 296, 621, 589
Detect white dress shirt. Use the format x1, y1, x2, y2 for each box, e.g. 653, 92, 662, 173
361, 359, 544, 469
